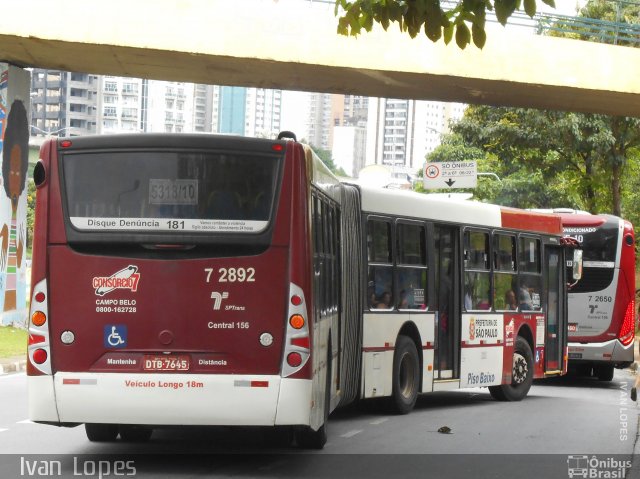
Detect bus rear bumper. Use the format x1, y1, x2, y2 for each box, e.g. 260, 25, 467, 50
29, 373, 312, 427
568, 339, 634, 367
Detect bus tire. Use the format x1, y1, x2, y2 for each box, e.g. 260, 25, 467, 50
489, 337, 533, 402
596, 365, 614, 382
390, 335, 420, 414
296, 346, 331, 449
85, 423, 119, 442
119, 425, 153, 442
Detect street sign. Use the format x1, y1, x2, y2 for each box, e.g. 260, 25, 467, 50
423, 161, 477, 189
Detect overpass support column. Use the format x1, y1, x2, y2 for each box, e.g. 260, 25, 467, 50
0, 63, 30, 326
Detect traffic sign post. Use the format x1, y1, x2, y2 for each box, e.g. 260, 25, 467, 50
423, 161, 477, 189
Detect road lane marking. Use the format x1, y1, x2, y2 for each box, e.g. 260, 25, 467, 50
369, 418, 388, 425
340, 429, 363, 438
16, 420, 33, 424
0, 428, 8, 433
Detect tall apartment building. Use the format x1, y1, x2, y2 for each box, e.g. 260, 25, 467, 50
366, 98, 465, 175
193, 83, 214, 133
217, 86, 282, 138
145, 80, 195, 133
96, 76, 145, 134
32, 70, 216, 138
245, 88, 282, 138
30, 69, 98, 137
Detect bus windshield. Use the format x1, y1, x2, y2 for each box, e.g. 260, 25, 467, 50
62, 150, 281, 235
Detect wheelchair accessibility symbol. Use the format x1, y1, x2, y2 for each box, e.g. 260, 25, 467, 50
104, 325, 127, 348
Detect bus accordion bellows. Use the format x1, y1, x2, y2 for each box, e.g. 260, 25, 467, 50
29, 133, 574, 448
554, 210, 636, 381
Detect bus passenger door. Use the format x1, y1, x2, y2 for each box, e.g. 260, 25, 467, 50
545, 246, 565, 372
434, 226, 460, 380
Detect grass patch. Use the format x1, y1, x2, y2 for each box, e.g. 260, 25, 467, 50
0, 326, 27, 358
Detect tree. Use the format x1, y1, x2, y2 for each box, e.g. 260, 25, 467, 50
309, 144, 348, 177
431, 105, 640, 218
335, 0, 556, 49
424, 130, 581, 209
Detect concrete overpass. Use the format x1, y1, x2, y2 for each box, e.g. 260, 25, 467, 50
0, 0, 639, 116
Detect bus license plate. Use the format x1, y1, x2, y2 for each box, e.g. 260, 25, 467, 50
568, 353, 582, 359
143, 355, 190, 371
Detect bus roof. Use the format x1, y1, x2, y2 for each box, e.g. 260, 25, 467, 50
355, 185, 562, 235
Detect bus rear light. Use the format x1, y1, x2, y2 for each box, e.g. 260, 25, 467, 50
289, 314, 305, 329
31, 311, 47, 327
272, 144, 284, 152
33, 349, 48, 364
287, 352, 303, 367
618, 299, 636, 346
291, 336, 310, 349
60, 140, 72, 148
281, 283, 310, 378
28, 279, 52, 376
29, 334, 46, 345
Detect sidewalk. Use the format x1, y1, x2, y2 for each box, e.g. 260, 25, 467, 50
0, 354, 26, 375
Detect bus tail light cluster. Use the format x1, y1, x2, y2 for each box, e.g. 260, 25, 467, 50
281, 283, 310, 377
618, 299, 636, 347
28, 279, 52, 375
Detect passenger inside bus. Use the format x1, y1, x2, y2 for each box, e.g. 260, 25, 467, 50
505, 290, 518, 310
376, 291, 392, 309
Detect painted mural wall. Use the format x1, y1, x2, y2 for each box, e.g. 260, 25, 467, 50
0, 64, 30, 326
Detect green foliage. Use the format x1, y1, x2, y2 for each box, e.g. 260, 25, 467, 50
426, 105, 640, 219
309, 144, 348, 177
0, 326, 27, 358
334, 0, 555, 49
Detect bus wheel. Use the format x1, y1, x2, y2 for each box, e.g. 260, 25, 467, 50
85, 423, 119, 442
489, 337, 533, 402
119, 425, 153, 442
296, 347, 331, 449
390, 335, 420, 414
596, 365, 614, 382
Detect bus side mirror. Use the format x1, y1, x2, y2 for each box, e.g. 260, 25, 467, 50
572, 249, 583, 281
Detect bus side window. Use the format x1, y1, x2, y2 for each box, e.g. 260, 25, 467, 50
518, 236, 542, 311
464, 230, 491, 311
494, 234, 517, 311
396, 222, 427, 310
367, 219, 393, 310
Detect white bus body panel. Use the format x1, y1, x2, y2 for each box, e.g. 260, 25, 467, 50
359, 186, 503, 227
567, 271, 619, 337
361, 312, 435, 398
568, 339, 634, 365
29, 374, 312, 426
28, 376, 59, 422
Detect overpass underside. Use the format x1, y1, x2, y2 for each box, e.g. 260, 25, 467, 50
0, 0, 638, 116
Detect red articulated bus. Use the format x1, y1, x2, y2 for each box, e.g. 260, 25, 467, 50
28, 132, 575, 448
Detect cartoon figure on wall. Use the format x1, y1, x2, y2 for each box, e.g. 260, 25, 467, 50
0, 99, 29, 313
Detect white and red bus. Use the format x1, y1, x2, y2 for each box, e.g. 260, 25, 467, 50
28, 133, 575, 448
556, 210, 636, 381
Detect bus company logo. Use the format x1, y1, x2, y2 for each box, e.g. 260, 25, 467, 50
567, 455, 631, 478
505, 319, 515, 347
469, 317, 476, 341
93, 265, 141, 297
211, 291, 229, 310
